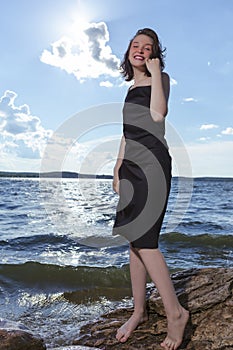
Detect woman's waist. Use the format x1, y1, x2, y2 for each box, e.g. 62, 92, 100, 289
124, 135, 168, 151
124, 143, 170, 164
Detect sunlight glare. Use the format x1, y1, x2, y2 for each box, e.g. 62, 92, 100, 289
70, 18, 90, 38
67, 1, 94, 39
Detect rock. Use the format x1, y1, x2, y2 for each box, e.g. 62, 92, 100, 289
73, 268, 233, 350
51, 347, 100, 350
0, 319, 46, 350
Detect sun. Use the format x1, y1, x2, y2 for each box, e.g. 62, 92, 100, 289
67, 1, 95, 39
62, 0, 114, 40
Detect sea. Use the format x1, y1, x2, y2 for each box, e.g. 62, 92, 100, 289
0, 176, 232, 348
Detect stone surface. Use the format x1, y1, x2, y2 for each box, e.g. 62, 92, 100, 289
0, 319, 46, 350
51, 347, 100, 350
73, 268, 233, 350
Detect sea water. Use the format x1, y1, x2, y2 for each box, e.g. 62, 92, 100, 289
0, 177, 232, 347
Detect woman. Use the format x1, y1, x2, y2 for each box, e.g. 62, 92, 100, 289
112, 28, 189, 350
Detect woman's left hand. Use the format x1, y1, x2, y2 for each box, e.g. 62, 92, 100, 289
145, 58, 161, 75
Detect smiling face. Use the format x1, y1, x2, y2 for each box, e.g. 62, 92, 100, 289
120, 28, 165, 81
128, 34, 153, 68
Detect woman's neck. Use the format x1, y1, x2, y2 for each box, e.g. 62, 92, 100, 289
132, 66, 150, 84
132, 73, 151, 88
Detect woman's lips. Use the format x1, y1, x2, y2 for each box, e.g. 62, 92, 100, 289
133, 55, 145, 61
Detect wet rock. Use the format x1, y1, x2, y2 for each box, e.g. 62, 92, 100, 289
0, 319, 46, 350
73, 268, 233, 350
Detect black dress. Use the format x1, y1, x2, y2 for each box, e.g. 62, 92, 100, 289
113, 86, 171, 249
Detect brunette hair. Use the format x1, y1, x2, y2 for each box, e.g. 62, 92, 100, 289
120, 28, 166, 81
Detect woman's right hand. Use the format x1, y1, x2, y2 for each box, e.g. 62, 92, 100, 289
112, 137, 125, 194
112, 173, 119, 194
112, 156, 123, 194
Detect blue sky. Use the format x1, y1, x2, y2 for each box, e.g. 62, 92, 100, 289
0, 0, 233, 177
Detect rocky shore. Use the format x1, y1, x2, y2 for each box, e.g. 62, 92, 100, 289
74, 268, 233, 350
0, 268, 232, 350
0, 319, 46, 350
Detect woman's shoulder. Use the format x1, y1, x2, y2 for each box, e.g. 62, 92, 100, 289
161, 71, 170, 82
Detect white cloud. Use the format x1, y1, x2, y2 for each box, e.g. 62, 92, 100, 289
0, 90, 52, 164
221, 127, 233, 135
40, 21, 120, 82
200, 124, 219, 130
99, 81, 113, 88
182, 97, 198, 102
118, 80, 131, 88
199, 137, 210, 141
170, 78, 177, 86
1, 90, 232, 178
62, 136, 120, 175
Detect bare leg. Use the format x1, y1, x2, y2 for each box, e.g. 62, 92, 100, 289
138, 248, 189, 350
116, 245, 148, 343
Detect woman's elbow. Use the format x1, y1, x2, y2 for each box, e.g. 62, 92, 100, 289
150, 108, 168, 122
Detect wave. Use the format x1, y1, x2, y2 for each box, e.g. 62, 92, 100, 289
0, 261, 131, 293
160, 232, 233, 248
0, 233, 127, 253
0, 232, 232, 300
0, 234, 72, 247
1, 232, 232, 250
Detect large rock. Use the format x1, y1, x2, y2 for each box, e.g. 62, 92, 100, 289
73, 268, 233, 350
0, 319, 46, 350
51, 347, 100, 350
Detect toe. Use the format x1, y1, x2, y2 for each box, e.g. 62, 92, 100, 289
160, 340, 168, 349
163, 338, 173, 350
119, 336, 127, 343
120, 330, 131, 343
116, 329, 123, 341
116, 328, 130, 343
160, 341, 169, 350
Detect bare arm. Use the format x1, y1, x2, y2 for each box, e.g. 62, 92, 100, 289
146, 58, 170, 122
115, 135, 126, 164
113, 135, 125, 193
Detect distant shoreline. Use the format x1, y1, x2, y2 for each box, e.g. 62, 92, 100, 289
0, 171, 232, 181
0, 171, 113, 179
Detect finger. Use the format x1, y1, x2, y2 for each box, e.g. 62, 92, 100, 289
113, 182, 119, 194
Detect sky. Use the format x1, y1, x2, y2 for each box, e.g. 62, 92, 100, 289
0, 0, 233, 177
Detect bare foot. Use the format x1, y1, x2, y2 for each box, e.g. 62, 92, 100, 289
161, 307, 189, 350
116, 311, 148, 343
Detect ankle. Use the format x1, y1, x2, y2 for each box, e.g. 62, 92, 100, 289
167, 305, 187, 321
133, 308, 147, 318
